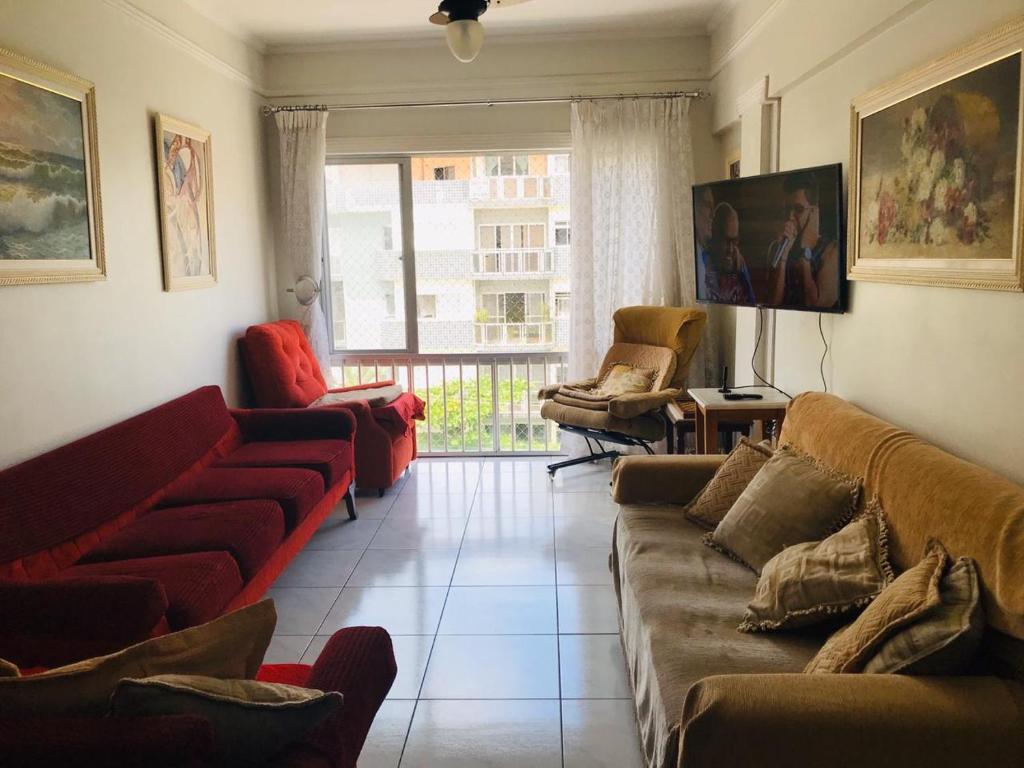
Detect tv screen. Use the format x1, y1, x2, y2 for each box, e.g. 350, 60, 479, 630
692, 163, 846, 313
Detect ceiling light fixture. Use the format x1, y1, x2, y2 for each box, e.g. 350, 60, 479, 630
429, 0, 531, 63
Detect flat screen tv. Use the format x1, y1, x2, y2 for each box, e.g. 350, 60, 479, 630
692, 163, 846, 313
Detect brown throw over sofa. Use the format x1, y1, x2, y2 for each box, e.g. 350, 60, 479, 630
610, 392, 1024, 768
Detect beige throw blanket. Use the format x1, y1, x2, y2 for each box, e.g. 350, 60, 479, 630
310, 384, 404, 408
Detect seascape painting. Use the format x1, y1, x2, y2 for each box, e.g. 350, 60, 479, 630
0, 48, 104, 286
154, 113, 216, 291
848, 18, 1024, 291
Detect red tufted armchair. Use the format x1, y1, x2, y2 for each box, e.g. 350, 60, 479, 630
239, 321, 424, 495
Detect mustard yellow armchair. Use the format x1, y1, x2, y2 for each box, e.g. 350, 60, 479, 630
540, 306, 707, 476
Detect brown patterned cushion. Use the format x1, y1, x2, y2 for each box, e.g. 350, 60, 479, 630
739, 504, 894, 633
683, 438, 773, 530
805, 541, 947, 674
863, 555, 984, 675
704, 445, 861, 573
598, 363, 657, 397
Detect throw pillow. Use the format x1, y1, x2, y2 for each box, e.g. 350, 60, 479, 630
683, 438, 774, 530
598, 363, 657, 397
0, 599, 276, 715
863, 556, 984, 675
111, 674, 342, 767
704, 445, 861, 573
739, 504, 894, 633
805, 541, 947, 674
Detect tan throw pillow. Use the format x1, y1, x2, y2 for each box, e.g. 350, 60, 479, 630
805, 541, 947, 674
704, 445, 861, 573
598, 363, 657, 397
111, 674, 341, 767
740, 505, 894, 633
863, 556, 984, 675
0, 599, 276, 715
683, 438, 774, 530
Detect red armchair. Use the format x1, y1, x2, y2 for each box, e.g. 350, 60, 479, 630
240, 320, 425, 495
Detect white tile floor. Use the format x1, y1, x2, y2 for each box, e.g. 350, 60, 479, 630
264, 457, 645, 768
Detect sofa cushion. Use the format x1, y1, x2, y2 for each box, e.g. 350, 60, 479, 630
683, 438, 774, 530
78, 502, 286, 581
218, 440, 352, 489
60, 552, 244, 630
240, 320, 328, 408
612, 504, 820, 768
160, 468, 325, 530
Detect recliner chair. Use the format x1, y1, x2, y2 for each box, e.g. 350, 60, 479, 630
539, 306, 707, 476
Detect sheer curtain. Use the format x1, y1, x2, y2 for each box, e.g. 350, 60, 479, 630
275, 109, 332, 378
569, 97, 717, 392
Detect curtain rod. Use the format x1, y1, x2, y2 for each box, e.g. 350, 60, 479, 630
261, 90, 710, 115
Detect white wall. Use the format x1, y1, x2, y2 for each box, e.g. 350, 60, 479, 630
0, 0, 276, 468
711, 0, 1024, 482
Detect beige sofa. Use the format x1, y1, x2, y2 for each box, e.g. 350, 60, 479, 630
610, 392, 1024, 768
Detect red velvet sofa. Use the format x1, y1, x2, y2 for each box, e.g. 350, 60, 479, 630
240, 320, 425, 495
0, 626, 398, 768
0, 385, 358, 669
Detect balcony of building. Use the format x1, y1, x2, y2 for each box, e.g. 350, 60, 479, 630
473, 321, 555, 349
469, 175, 565, 206
472, 248, 556, 278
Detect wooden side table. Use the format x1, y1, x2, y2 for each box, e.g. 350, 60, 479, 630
663, 400, 751, 455
688, 387, 791, 455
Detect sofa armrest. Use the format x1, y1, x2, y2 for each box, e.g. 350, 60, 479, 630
0, 576, 169, 668
231, 408, 356, 442
607, 388, 681, 419
680, 673, 1024, 768
327, 380, 395, 394
611, 454, 724, 505
0, 715, 214, 767
274, 627, 397, 768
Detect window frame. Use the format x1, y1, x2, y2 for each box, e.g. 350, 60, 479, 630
323, 155, 418, 355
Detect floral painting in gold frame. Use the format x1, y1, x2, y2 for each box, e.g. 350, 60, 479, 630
848, 17, 1024, 291
154, 113, 216, 291
0, 48, 104, 286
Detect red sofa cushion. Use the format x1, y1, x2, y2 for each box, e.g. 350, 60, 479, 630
60, 552, 243, 630
0, 386, 236, 568
78, 501, 286, 581
0, 576, 169, 668
160, 467, 325, 531
240, 320, 327, 408
0, 715, 214, 768
218, 440, 353, 489
370, 392, 426, 439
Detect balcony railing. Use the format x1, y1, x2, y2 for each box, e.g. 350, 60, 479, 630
469, 175, 558, 204
329, 353, 568, 455
472, 249, 555, 277
474, 321, 554, 347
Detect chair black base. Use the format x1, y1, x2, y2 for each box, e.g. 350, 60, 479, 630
547, 425, 655, 477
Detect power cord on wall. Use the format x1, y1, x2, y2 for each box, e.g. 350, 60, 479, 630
817, 312, 829, 393
745, 306, 792, 399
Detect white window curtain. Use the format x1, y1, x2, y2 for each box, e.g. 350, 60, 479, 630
274, 109, 332, 378
569, 97, 718, 392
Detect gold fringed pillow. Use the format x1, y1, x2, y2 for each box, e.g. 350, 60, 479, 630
597, 363, 657, 397
862, 556, 984, 675
805, 541, 947, 674
682, 438, 773, 530
740, 505, 894, 633
704, 445, 861, 573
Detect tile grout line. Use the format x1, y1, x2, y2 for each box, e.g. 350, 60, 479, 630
396, 463, 482, 768
551, 480, 566, 768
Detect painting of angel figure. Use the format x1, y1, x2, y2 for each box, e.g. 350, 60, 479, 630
0, 47, 105, 286
849, 18, 1023, 291
155, 113, 216, 291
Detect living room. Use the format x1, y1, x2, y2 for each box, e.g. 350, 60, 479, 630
1, 0, 1022, 766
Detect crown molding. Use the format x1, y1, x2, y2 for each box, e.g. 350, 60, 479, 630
178, 0, 268, 53
103, 0, 263, 90
266, 27, 708, 56
735, 75, 768, 116
709, 0, 786, 78
326, 131, 572, 156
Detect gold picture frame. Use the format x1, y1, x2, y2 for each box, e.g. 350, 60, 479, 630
154, 113, 217, 291
848, 16, 1024, 291
0, 48, 105, 286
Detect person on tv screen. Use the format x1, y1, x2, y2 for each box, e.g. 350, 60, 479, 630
705, 202, 755, 305
766, 172, 839, 309
694, 186, 715, 295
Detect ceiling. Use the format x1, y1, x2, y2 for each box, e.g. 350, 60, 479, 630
183, 0, 724, 48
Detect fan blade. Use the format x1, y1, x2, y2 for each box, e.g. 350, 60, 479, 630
429, 10, 450, 24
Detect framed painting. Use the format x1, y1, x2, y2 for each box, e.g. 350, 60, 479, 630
848, 17, 1024, 291
154, 113, 216, 291
0, 48, 104, 286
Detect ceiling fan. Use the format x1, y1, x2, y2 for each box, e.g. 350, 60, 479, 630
429, 0, 534, 63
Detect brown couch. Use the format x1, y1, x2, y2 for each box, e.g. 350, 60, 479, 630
610, 392, 1024, 768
